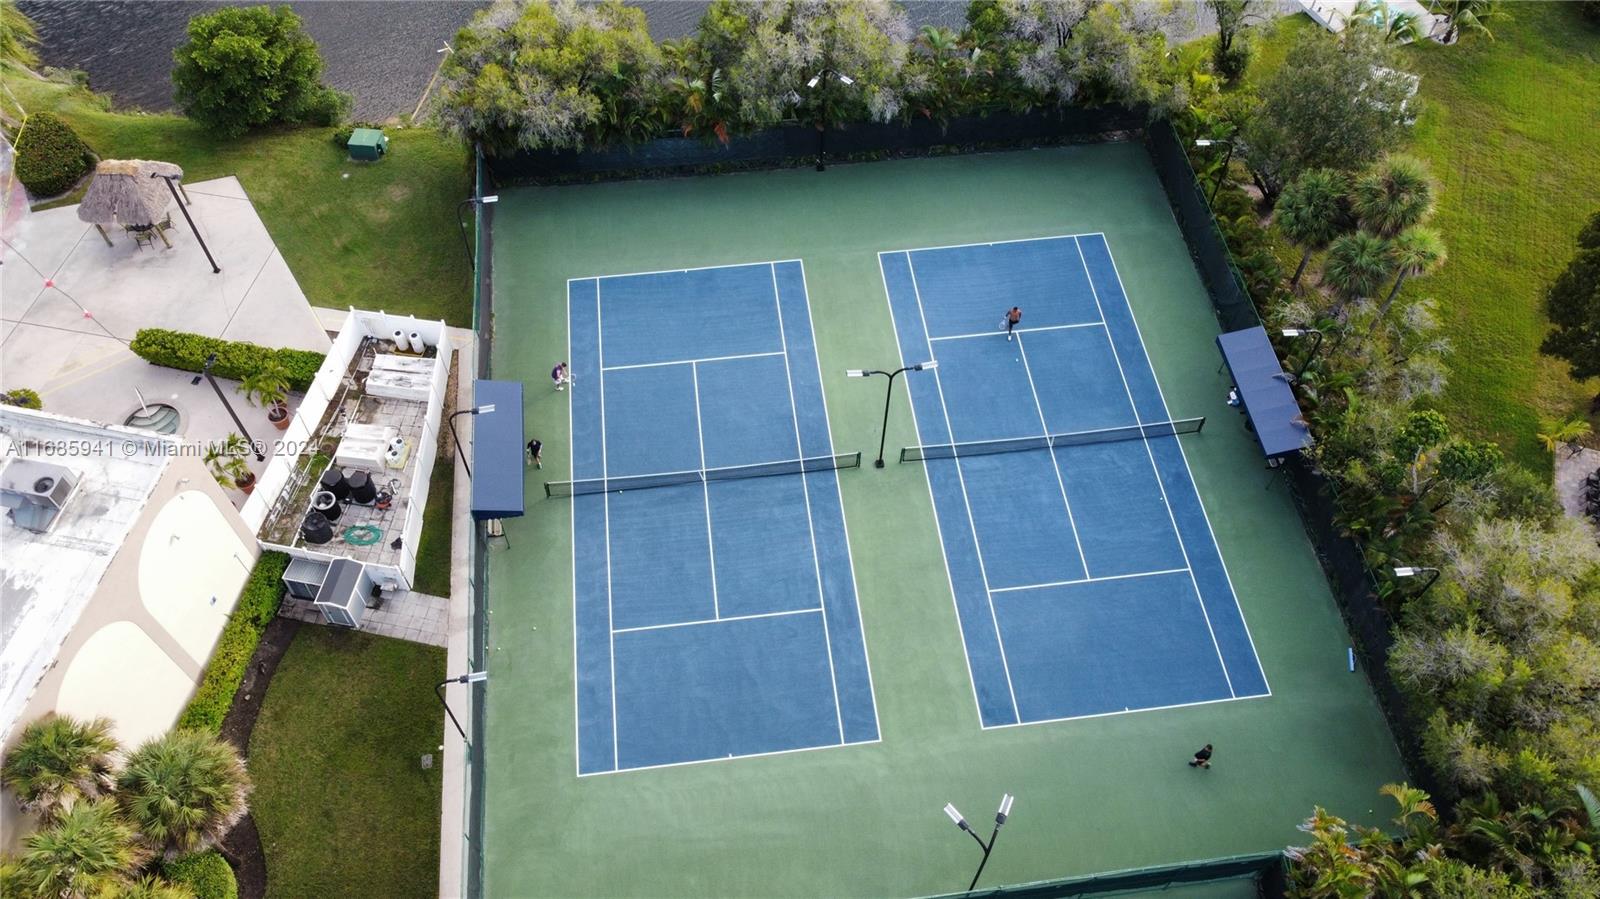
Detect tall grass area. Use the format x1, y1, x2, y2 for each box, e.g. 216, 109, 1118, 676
2, 69, 473, 325
250, 626, 445, 899
1248, 8, 1600, 470
1402, 3, 1600, 469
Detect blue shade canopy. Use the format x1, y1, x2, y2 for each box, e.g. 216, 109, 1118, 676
470, 380, 525, 520
1216, 327, 1313, 459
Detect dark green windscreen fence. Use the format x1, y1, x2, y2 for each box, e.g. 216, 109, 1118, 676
924, 852, 1285, 898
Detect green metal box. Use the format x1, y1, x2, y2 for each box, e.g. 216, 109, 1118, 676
348, 128, 388, 161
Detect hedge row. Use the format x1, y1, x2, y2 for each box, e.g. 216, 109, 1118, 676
163, 850, 239, 899
130, 329, 324, 391
15, 111, 96, 197
177, 551, 290, 733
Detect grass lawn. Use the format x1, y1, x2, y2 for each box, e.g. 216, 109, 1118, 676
250, 625, 445, 899
1245, 8, 1600, 470
2, 69, 474, 326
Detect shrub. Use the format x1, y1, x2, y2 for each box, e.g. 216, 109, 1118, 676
1212, 38, 1253, 83
172, 5, 350, 137
14, 111, 95, 198
164, 851, 238, 899
1, 387, 43, 410
129, 329, 323, 391
177, 552, 289, 734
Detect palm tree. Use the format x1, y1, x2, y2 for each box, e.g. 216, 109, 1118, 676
1323, 231, 1394, 312
1276, 169, 1350, 290
116, 730, 251, 860
1352, 155, 1434, 237
1350, 0, 1426, 43
1374, 226, 1447, 327
15, 800, 147, 899
0, 3, 41, 69
1434, 0, 1507, 43
1536, 416, 1592, 457
1, 714, 119, 823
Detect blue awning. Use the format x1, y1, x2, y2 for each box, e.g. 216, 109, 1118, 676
1216, 327, 1313, 459
470, 379, 525, 520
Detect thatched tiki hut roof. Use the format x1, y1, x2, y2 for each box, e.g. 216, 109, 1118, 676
76, 159, 183, 227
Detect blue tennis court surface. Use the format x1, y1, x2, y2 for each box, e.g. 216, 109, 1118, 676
879, 234, 1269, 728
567, 261, 878, 775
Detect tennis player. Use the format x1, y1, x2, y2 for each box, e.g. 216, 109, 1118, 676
1004, 306, 1022, 340
1188, 744, 1214, 769
551, 361, 570, 391
526, 438, 543, 469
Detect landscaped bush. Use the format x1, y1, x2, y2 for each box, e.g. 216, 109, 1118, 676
130, 329, 323, 392
163, 851, 238, 899
177, 552, 289, 734
14, 111, 95, 197
172, 5, 350, 138
1, 388, 43, 410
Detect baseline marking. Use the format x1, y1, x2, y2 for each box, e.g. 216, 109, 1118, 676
613, 606, 820, 635
988, 567, 1190, 594
980, 693, 1261, 732
1015, 331, 1091, 578
1072, 236, 1234, 698
771, 262, 845, 744
930, 322, 1103, 342
905, 251, 1022, 723
603, 350, 783, 372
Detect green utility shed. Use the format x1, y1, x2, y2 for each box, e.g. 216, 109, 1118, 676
348, 128, 388, 161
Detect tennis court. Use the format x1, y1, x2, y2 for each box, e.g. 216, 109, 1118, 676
563, 260, 878, 775
880, 234, 1269, 728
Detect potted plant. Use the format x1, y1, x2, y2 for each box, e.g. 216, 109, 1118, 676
205, 433, 256, 494
238, 360, 293, 430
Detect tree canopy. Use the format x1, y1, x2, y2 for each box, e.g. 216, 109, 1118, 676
172, 5, 349, 138
1540, 211, 1600, 387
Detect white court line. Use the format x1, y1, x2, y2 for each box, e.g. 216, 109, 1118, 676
689, 362, 722, 620
989, 567, 1190, 594
905, 252, 1022, 724
796, 259, 883, 741
597, 280, 621, 770
567, 281, 582, 778
875, 254, 986, 726
1014, 331, 1091, 579
772, 262, 845, 744
567, 258, 806, 284
980, 693, 1262, 731
603, 350, 783, 372
930, 322, 1103, 342
1073, 236, 1235, 699
1096, 237, 1272, 696
613, 606, 820, 634
577, 734, 882, 778
885, 233, 1100, 256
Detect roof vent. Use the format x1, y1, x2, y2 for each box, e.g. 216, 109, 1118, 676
1, 459, 80, 533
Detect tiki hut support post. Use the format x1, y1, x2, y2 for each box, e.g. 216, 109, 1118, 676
153, 173, 219, 274
92, 224, 114, 247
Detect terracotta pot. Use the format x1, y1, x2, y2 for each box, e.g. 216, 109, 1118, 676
235, 472, 257, 495
269, 401, 291, 431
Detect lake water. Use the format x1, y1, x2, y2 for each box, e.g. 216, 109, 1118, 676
18, 0, 971, 121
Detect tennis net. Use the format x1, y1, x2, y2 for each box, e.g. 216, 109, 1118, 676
545, 452, 862, 497
900, 418, 1205, 463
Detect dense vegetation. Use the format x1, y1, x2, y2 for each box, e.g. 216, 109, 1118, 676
172, 5, 349, 137
129, 329, 325, 392
177, 552, 290, 734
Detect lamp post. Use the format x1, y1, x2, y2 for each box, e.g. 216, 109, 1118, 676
847, 361, 937, 468
943, 794, 1014, 892
199, 353, 264, 461
1393, 566, 1441, 599
805, 69, 855, 172
1194, 138, 1235, 207
1280, 327, 1324, 382
456, 194, 499, 270
448, 404, 496, 479
436, 670, 488, 745
152, 172, 220, 273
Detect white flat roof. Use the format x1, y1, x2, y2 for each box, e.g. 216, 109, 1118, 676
0, 407, 172, 742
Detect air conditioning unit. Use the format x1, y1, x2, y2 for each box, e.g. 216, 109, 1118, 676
0, 459, 81, 533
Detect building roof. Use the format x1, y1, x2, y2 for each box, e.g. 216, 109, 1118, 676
0, 407, 172, 741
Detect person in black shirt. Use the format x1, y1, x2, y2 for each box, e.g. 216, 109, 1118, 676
526, 438, 543, 469
1188, 744, 1213, 769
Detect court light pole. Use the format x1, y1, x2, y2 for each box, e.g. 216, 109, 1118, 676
805, 69, 855, 172
436, 670, 488, 745
943, 794, 1014, 892
1280, 327, 1324, 382
847, 361, 937, 468
1393, 566, 1441, 600
456, 194, 499, 270
448, 403, 497, 480
1194, 138, 1234, 206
